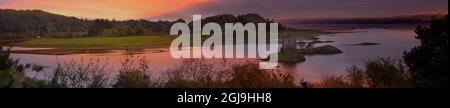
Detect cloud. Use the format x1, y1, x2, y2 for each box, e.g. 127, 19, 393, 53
157, 0, 448, 20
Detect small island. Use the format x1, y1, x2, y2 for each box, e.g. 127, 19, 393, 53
267, 31, 343, 64
298, 45, 343, 54
275, 45, 343, 63
348, 42, 380, 46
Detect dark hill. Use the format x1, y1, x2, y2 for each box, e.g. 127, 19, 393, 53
189, 13, 287, 30
1, 9, 287, 40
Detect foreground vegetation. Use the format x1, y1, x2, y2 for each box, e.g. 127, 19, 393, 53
315, 58, 411, 88
0, 47, 442, 88
1, 47, 300, 88
0, 48, 431, 88
403, 15, 448, 88
0, 52, 444, 88
1, 47, 45, 88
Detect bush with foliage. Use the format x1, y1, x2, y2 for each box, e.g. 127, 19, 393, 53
315, 58, 412, 88
404, 16, 448, 88
113, 56, 156, 88
0, 47, 45, 88
47, 58, 109, 88
163, 59, 299, 88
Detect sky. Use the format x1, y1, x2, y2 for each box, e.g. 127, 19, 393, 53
0, 0, 448, 21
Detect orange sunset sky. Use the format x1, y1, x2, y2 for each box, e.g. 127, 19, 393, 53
0, 0, 209, 20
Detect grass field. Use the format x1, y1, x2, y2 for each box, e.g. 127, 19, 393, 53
18, 35, 176, 49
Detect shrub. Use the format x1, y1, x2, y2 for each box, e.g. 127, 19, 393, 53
164, 59, 220, 88
48, 58, 109, 88
1, 47, 43, 88
315, 58, 412, 88
315, 76, 351, 88
164, 59, 299, 88
225, 62, 298, 88
113, 56, 156, 88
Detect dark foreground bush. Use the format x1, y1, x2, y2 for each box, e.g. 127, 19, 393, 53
164, 59, 299, 88
315, 58, 412, 88
113, 56, 158, 88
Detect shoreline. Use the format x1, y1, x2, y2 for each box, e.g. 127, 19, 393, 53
0, 24, 420, 56
6, 47, 171, 55
3, 28, 342, 55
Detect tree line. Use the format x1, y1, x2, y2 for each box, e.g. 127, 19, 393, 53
0, 9, 185, 39
1, 9, 286, 40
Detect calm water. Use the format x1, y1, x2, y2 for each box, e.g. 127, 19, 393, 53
287, 29, 419, 81
286, 23, 426, 30
8, 28, 419, 82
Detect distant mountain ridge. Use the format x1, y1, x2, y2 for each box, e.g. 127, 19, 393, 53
0, 9, 88, 39
0, 9, 186, 39
284, 14, 447, 24
189, 13, 287, 30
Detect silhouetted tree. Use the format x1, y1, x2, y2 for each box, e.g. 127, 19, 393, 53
1, 47, 40, 88
404, 15, 448, 88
